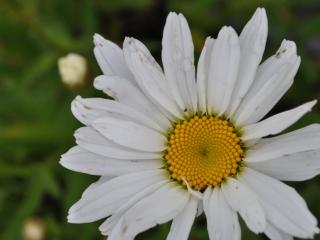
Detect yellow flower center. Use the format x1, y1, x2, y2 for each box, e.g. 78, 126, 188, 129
164, 115, 244, 191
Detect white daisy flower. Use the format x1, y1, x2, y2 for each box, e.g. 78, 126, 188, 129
60, 8, 320, 240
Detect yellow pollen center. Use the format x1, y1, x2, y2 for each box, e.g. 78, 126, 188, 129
164, 115, 244, 191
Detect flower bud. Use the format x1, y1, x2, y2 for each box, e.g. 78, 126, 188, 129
22, 218, 46, 240
58, 53, 88, 89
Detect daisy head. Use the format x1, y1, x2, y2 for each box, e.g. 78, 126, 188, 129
60, 8, 320, 240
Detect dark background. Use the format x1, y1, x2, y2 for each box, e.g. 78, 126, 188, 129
0, 0, 320, 239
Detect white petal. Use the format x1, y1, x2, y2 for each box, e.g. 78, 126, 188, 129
60, 146, 162, 176
166, 196, 198, 240
75, 127, 161, 160
264, 222, 294, 240
67, 170, 166, 223
197, 37, 215, 113
207, 26, 240, 116
235, 40, 300, 126
242, 100, 317, 141
93, 34, 133, 81
118, 183, 190, 238
99, 180, 168, 236
71, 96, 165, 132
227, 8, 268, 116
246, 124, 320, 162
203, 187, 241, 240
93, 117, 166, 152
123, 37, 183, 119
248, 149, 320, 181
106, 218, 134, 240
94, 75, 170, 130
162, 12, 197, 114
82, 176, 112, 198
197, 200, 204, 217
240, 168, 319, 238
221, 178, 266, 234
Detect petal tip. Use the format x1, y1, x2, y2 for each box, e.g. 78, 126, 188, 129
167, 11, 178, 19
308, 99, 318, 109
278, 40, 297, 56
93, 75, 106, 90
67, 214, 80, 224
93, 33, 105, 46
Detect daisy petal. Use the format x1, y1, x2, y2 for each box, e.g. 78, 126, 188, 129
108, 218, 135, 240
94, 75, 143, 103
118, 183, 190, 238
71, 96, 164, 132
248, 149, 320, 181
246, 124, 320, 162
81, 176, 112, 198
203, 187, 241, 240
240, 168, 319, 238
68, 170, 166, 223
242, 100, 317, 141
93, 34, 133, 81
228, 8, 268, 116
75, 127, 161, 160
162, 12, 197, 114
197, 201, 204, 216
235, 40, 300, 126
123, 37, 183, 119
166, 196, 198, 240
207, 26, 240, 116
60, 146, 162, 176
99, 180, 168, 236
106, 218, 134, 240
264, 222, 294, 240
93, 117, 166, 152
197, 37, 215, 113
94, 75, 170, 130
221, 178, 266, 234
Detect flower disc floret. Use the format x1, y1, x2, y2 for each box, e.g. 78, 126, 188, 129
165, 115, 244, 191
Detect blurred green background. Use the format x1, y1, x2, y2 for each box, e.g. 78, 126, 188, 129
0, 0, 320, 239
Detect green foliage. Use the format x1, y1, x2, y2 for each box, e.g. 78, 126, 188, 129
0, 0, 319, 239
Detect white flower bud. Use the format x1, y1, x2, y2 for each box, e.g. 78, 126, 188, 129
22, 218, 46, 240
58, 53, 87, 88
